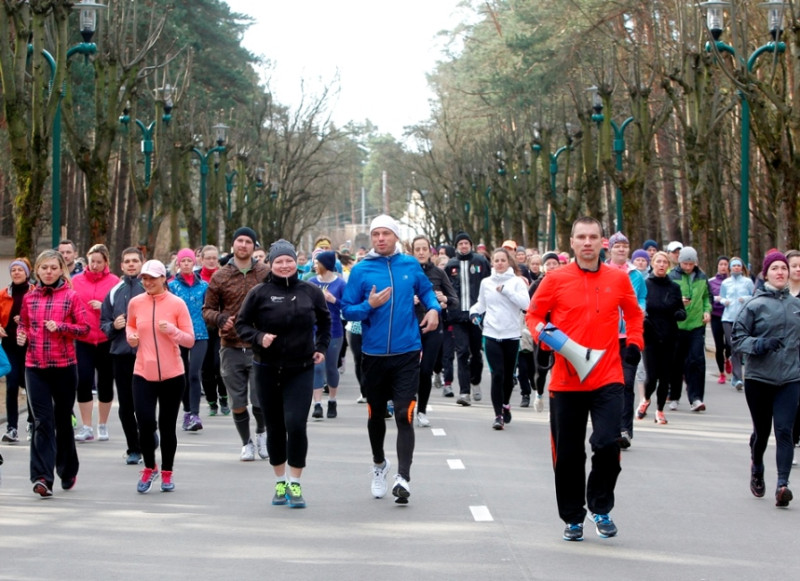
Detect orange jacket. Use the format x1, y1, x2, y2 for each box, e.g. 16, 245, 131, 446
526, 262, 644, 392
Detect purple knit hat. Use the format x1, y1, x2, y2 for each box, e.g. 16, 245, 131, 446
762, 251, 788, 276
631, 249, 650, 265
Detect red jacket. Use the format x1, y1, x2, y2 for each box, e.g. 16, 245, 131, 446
72, 268, 120, 345
526, 261, 644, 392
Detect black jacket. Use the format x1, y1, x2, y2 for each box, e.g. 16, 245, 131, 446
445, 251, 490, 323
235, 272, 331, 369
644, 275, 686, 345
100, 275, 145, 356
416, 261, 459, 324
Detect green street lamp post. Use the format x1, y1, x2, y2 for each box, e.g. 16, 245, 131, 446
191, 123, 228, 245
699, 0, 787, 268
119, 85, 174, 188
32, 0, 106, 247
588, 86, 634, 233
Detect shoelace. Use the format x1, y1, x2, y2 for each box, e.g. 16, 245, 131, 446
289, 483, 302, 496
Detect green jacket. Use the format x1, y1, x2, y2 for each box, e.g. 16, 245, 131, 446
669, 265, 711, 330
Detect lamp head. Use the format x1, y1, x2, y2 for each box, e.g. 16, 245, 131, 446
73, 1, 106, 44
698, 1, 730, 41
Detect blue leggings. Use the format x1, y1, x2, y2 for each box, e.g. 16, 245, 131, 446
314, 336, 343, 389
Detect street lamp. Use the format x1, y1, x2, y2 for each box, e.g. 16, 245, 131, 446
699, 0, 786, 268
119, 84, 174, 188
587, 85, 634, 233
538, 125, 574, 250
191, 123, 228, 245
44, 0, 106, 247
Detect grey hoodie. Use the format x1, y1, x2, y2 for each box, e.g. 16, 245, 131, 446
731, 284, 800, 384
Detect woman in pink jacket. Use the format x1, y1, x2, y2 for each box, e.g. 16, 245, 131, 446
126, 260, 194, 493
71, 244, 120, 442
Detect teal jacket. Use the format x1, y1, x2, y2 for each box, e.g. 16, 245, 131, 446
669, 265, 711, 330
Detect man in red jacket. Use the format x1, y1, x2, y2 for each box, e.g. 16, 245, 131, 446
526, 217, 644, 542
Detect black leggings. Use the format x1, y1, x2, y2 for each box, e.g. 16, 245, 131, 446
644, 340, 676, 411
710, 315, 730, 373
745, 378, 799, 485
253, 362, 314, 469
484, 336, 519, 416
76, 341, 114, 403
132, 374, 184, 472
418, 326, 444, 414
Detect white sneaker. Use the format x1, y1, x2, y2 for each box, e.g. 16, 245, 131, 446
240, 439, 256, 461
690, 400, 706, 412
371, 459, 391, 498
97, 424, 109, 441
356, 396, 367, 404
668, 400, 679, 411
472, 385, 482, 401
256, 432, 268, 459
534, 394, 544, 412
416, 412, 431, 428
392, 474, 411, 503
74, 425, 94, 442
433, 374, 443, 389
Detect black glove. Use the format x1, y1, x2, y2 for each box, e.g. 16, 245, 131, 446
754, 337, 782, 355
624, 344, 641, 366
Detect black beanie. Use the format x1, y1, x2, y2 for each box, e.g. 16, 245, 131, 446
455, 232, 472, 245
232, 226, 258, 245
268, 239, 297, 264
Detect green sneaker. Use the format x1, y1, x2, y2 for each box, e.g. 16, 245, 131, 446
287, 482, 306, 508
272, 481, 288, 506
208, 403, 218, 417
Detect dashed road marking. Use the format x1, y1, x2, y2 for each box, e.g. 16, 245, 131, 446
431, 428, 446, 436
447, 459, 465, 470
470, 505, 493, 522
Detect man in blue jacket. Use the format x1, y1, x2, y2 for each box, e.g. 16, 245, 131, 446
341, 214, 440, 505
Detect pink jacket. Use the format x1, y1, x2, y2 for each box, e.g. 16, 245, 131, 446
126, 291, 194, 382
72, 267, 120, 345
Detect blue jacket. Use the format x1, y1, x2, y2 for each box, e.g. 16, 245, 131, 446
168, 273, 209, 341
341, 250, 440, 355
0, 343, 10, 377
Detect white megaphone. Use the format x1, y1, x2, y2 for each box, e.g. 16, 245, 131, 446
535, 322, 605, 382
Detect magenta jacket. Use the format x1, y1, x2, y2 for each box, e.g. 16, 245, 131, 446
72, 267, 120, 345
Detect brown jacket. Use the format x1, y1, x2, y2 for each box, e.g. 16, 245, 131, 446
202, 259, 269, 347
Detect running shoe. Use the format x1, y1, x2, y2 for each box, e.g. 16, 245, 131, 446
385, 401, 394, 418
654, 411, 668, 425
220, 401, 231, 415
208, 402, 219, 416
287, 482, 306, 508
272, 481, 288, 505
433, 374, 442, 389
669, 400, 679, 411
472, 385, 482, 401
187, 414, 203, 432
750, 470, 765, 498
492, 416, 504, 430
733, 380, 744, 392
371, 459, 391, 498
562, 523, 584, 541
443, 384, 454, 397
636, 399, 651, 419
618, 431, 632, 449
33, 479, 53, 498
456, 394, 471, 406
125, 452, 143, 465
725, 358, 732, 375
74, 425, 94, 442
61, 476, 77, 490
2, 428, 19, 443
392, 475, 410, 504
327, 400, 338, 419
534, 394, 544, 412
416, 412, 431, 428
312, 403, 324, 420
240, 439, 256, 462
717, 373, 726, 384
182, 412, 192, 431
160, 470, 175, 492
256, 431, 268, 459
137, 466, 159, 493
356, 396, 367, 404
593, 513, 618, 538
690, 400, 706, 412
520, 395, 530, 408
97, 424, 109, 441
502, 405, 512, 424
776, 485, 793, 507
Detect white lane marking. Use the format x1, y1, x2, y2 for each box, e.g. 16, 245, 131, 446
447, 459, 465, 470
431, 428, 447, 436
470, 505, 494, 522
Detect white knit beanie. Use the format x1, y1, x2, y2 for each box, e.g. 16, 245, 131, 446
369, 214, 401, 239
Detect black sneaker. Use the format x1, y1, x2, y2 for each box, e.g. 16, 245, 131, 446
327, 400, 338, 419
520, 395, 530, 408
751, 471, 766, 498
502, 406, 512, 424
492, 416, 504, 430
311, 403, 324, 420
776, 485, 793, 507
618, 431, 632, 450
592, 513, 618, 538
61, 476, 77, 490
562, 523, 584, 541
33, 479, 53, 498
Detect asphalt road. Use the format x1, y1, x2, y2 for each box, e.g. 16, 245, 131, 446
1, 359, 796, 581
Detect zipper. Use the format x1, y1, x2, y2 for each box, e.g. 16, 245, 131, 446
151, 296, 162, 381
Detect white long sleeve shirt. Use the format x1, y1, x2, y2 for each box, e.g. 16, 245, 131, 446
469, 269, 530, 340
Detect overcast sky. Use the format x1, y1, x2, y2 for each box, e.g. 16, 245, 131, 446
223, 0, 470, 139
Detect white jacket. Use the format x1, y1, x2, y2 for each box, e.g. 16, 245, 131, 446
469, 269, 530, 340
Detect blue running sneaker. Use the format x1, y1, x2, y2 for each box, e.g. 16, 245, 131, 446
137, 466, 159, 494
563, 523, 584, 541
593, 513, 618, 538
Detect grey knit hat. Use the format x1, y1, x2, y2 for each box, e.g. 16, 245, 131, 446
268, 239, 297, 263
